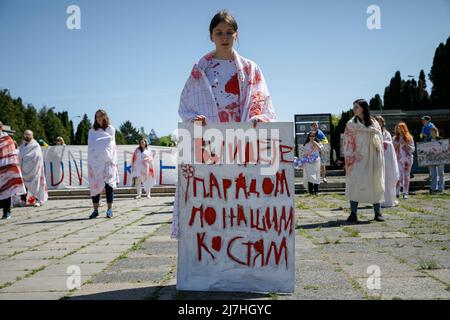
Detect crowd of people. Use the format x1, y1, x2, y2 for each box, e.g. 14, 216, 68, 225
0, 11, 447, 228
0, 111, 157, 220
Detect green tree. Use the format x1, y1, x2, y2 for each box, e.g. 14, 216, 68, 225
39, 107, 69, 145
119, 121, 140, 144
115, 130, 126, 145
418, 69, 431, 107
429, 36, 450, 108
369, 94, 383, 111
24, 104, 46, 142
74, 114, 91, 145
383, 71, 403, 109
56, 111, 74, 144
148, 129, 160, 145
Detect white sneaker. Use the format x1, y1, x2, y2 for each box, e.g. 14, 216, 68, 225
135, 195, 141, 199
146, 194, 151, 199
33, 202, 41, 207
403, 194, 409, 199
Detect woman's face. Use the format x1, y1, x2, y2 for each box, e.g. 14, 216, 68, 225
95, 112, 104, 126
211, 22, 237, 51
140, 140, 146, 148
353, 103, 364, 118
309, 132, 316, 141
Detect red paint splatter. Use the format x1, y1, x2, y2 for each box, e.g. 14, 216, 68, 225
212, 236, 222, 251
225, 73, 240, 96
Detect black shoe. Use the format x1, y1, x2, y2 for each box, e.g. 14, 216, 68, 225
346, 213, 358, 223
374, 213, 385, 222
89, 211, 99, 219
2, 212, 11, 220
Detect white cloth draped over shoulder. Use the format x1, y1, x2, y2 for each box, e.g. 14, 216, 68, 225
131, 147, 156, 194
381, 130, 399, 207
178, 49, 276, 124
172, 49, 277, 239
87, 126, 119, 197
295, 142, 323, 187
19, 139, 48, 203
343, 117, 385, 204
0, 132, 26, 201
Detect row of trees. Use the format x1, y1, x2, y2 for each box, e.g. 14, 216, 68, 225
367, 36, 450, 111
331, 36, 450, 160
0, 89, 175, 146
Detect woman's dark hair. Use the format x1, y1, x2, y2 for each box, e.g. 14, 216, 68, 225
93, 109, 110, 130
353, 99, 373, 127
304, 131, 320, 146
138, 137, 148, 152
209, 10, 238, 38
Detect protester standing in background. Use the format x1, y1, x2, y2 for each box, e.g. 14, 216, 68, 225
55, 137, 66, 146
393, 122, 415, 200
0, 122, 26, 220
295, 131, 324, 195
87, 109, 118, 219
343, 99, 385, 223
18, 130, 48, 207
311, 122, 329, 183
429, 127, 446, 194
375, 116, 399, 208
131, 138, 156, 199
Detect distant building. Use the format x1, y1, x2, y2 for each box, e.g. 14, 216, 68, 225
371, 109, 450, 139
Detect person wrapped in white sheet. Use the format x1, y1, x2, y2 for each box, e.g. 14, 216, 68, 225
294, 131, 324, 195
343, 99, 385, 223
0, 122, 26, 219
18, 130, 48, 206
132, 138, 156, 199
87, 109, 118, 219
375, 116, 399, 208
172, 10, 276, 238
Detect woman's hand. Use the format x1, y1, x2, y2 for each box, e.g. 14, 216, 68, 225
191, 115, 207, 126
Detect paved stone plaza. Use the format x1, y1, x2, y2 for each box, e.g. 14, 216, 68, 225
0, 191, 449, 300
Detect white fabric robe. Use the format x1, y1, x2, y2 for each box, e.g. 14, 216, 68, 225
343, 117, 385, 204
0, 132, 26, 201
87, 126, 119, 197
19, 139, 48, 203
172, 49, 276, 238
381, 130, 399, 207
299, 142, 323, 187
131, 147, 156, 194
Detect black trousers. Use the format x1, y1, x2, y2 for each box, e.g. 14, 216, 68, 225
308, 182, 319, 195
0, 197, 11, 214
92, 183, 114, 204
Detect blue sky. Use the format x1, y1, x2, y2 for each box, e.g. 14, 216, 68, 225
1, 0, 449, 136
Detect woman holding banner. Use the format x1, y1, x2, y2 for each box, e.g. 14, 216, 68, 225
295, 131, 323, 195
172, 10, 277, 238
131, 138, 156, 199
375, 116, 399, 208
343, 99, 385, 223
429, 127, 445, 194
393, 122, 415, 200
87, 109, 118, 219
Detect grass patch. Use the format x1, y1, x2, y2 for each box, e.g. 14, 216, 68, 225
418, 259, 441, 270
304, 285, 320, 291
342, 226, 360, 237
267, 292, 279, 300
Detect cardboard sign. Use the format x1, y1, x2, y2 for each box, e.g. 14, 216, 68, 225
417, 139, 450, 167
176, 122, 295, 293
